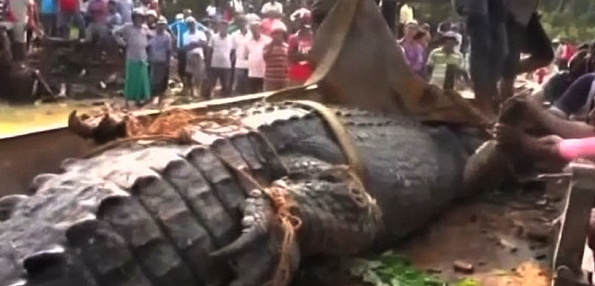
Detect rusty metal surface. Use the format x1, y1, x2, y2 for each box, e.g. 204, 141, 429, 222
0, 128, 91, 196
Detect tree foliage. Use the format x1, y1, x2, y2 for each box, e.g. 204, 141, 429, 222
410, 0, 595, 43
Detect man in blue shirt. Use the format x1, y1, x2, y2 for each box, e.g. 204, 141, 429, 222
169, 13, 211, 79
38, 0, 57, 36
169, 13, 187, 49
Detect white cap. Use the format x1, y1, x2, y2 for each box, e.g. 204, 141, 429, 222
146, 9, 158, 18
271, 21, 287, 33
175, 13, 184, 20
132, 8, 145, 16
157, 16, 168, 24
405, 19, 418, 26
185, 16, 196, 23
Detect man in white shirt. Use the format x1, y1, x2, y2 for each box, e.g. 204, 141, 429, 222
244, 21, 270, 93
230, 17, 250, 94
205, 0, 216, 18
261, 0, 282, 17
182, 17, 208, 97
230, 0, 243, 14
205, 20, 233, 98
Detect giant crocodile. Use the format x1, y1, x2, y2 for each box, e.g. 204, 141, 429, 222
0, 101, 485, 286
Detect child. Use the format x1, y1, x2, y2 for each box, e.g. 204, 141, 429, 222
115, 8, 152, 107
148, 16, 172, 103
263, 21, 288, 91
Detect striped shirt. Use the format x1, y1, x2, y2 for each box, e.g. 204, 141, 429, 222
264, 42, 288, 82
427, 47, 463, 88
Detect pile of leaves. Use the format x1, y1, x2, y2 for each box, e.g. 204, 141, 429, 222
341, 251, 481, 286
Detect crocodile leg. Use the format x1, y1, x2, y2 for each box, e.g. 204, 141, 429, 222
212, 156, 382, 286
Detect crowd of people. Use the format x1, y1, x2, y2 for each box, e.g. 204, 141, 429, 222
0, 0, 316, 107
396, 17, 470, 91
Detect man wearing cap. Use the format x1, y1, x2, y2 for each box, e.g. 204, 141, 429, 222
263, 21, 288, 91
244, 20, 269, 93
426, 31, 467, 89
230, 16, 250, 94
169, 13, 186, 49
181, 16, 207, 97
244, 5, 259, 24
205, 19, 233, 97
144, 8, 156, 29
148, 16, 172, 102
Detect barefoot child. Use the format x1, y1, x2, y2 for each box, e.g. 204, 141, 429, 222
114, 8, 152, 107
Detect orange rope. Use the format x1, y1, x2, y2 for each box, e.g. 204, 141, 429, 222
87, 108, 302, 286
220, 163, 302, 286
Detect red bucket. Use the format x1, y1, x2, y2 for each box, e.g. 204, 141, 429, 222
289, 61, 313, 82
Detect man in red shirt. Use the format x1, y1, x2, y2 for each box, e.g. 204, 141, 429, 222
287, 12, 313, 86
56, 0, 84, 39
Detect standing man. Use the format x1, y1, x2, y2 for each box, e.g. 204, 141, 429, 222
170, 14, 188, 85
500, 1, 554, 101
38, 0, 56, 36
288, 13, 313, 86
116, 0, 132, 24
148, 16, 172, 102
231, 16, 250, 94
181, 17, 207, 97
452, 0, 508, 118
56, 0, 84, 39
85, 0, 108, 45
6, 0, 31, 60
244, 20, 269, 93
206, 20, 233, 97
426, 31, 467, 89
263, 21, 288, 91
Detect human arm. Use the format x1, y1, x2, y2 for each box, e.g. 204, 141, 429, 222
425, 49, 435, 77
113, 24, 128, 45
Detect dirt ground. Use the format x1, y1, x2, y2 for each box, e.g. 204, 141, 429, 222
398, 183, 560, 286
296, 178, 577, 286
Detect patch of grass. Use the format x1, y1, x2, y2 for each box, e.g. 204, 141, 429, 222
342, 251, 481, 286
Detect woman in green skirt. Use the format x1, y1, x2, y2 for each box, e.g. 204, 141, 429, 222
114, 9, 153, 108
